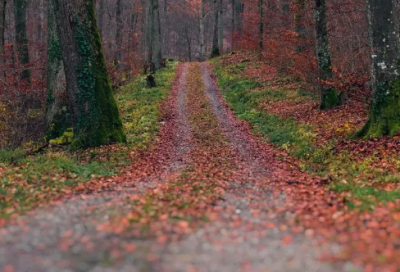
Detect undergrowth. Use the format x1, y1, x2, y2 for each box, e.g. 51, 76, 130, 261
211, 57, 400, 210
0, 61, 178, 219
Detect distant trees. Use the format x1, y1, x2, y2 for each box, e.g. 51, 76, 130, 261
51, 0, 126, 148
258, 0, 264, 55
14, 0, 30, 81
357, 0, 400, 137
0, 0, 6, 77
199, 0, 206, 60
211, 0, 221, 57
314, 0, 340, 109
144, 0, 163, 71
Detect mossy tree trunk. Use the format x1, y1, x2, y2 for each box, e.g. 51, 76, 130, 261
314, 0, 340, 109
45, 0, 69, 140
14, 0, 30, 82
211, 0, 220, 58
52, 0, 126, 148
0, 0, 6, 79
144, 0, 163, 71
357, 0, 400, 138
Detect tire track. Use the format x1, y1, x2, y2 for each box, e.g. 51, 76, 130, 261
159, 63, 357, 272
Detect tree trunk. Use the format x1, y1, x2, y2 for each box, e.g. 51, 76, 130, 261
115, 0, 123, 64
357, 0, 400, 137
280, 0, 290, 29
97, 0, 104, 37
14, 0, 30, 82
231, 0, 244, 50
211, 0, 220, 57
199, 0, 205, 60
294, 0, 306, 52
144, 0, 163, 71
218, 0, 224, 54
258, 0, 264, 56
314, 0, 340, 109
52, 0, 126, 148
46, 0, 68, 139
0, 0, 6, 79
184, 25, 192, 62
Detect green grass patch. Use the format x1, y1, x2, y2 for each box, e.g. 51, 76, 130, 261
212, 60, 317, 160
0, 61, 179, 218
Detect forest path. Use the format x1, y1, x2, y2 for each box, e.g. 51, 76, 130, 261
0, 63, 356, 272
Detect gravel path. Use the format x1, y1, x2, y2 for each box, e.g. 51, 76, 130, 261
157, 63, 358, 272
0, 63, 358, 272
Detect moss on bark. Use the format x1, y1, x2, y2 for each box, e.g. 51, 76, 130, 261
320, 87, 340, 110
71, 8, 126, 149
52, 0, 126, 149
356, 81, 400, 138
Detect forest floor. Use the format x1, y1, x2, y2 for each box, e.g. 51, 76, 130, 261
0, 58, 399, 271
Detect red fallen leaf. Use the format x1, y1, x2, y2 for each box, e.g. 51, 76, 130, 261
157, 235, 168, 243
282, 235, 293, 245
177, 221, 189, 229
3, 265, 15, 272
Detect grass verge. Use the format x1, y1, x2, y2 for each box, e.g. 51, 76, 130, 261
211, 56, 400, 210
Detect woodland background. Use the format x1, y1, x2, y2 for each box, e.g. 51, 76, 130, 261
0, 0, 369, 149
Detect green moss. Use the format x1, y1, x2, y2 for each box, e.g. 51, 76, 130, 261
211, 48, 220, 58
70, 6, 126, 149
320, 87, 340, 110
356, 80, 400, 138
49, 128, 73, 145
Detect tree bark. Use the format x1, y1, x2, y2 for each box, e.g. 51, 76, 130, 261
144, 0, 163, 71
0, 0, 6, 79
357, 0, 400, 137
258, 0, 264, 55
294, 0, 306, 52
52, 0, 126, 148
14, 0, 30, 81
218, 0, 224, 54
97, 0, 104, 37
199, 0, 205, 60
231, 0, 243, 49
184, 25, 192, 62
115, 0, 123, 64
46, 0, 68, 139
314, 0, 340, 109
211, 0, 220, 57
